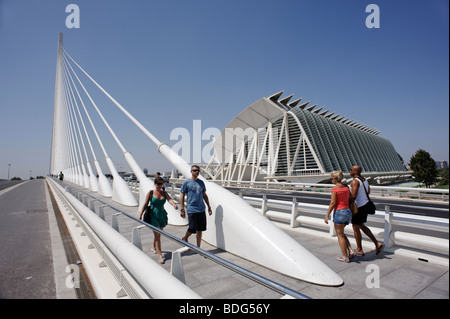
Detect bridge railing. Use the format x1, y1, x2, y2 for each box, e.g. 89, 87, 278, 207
49, 178, 310, 299
163, 182, 448, 265
111, 178, 449, 264
198, 180, 449, 202
125, 178, 449, 202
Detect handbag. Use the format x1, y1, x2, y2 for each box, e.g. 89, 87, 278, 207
347, 186, 358, 215
364, 200, 376, 215
143, 205, 154, 223
357, 178, 376, 215
143, 191, 154, 223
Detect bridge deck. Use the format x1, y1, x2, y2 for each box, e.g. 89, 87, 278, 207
0, 179, 448, 299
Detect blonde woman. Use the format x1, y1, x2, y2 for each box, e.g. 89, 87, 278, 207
324, 171, 356, 263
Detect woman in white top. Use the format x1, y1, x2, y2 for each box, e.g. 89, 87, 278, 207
350, 165, 384, 256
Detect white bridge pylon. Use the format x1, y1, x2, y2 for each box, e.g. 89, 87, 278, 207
50, 33, 343, 286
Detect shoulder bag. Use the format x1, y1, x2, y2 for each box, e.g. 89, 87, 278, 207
143, 190, 154, 223
357, 178, 376, 214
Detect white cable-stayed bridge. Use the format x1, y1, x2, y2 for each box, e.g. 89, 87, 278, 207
43, 33, 448, 299
49, 33, 345, 290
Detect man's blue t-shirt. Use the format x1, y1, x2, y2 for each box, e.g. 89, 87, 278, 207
181, 178, 206, 213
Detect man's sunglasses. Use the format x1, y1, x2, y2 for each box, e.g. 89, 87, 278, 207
191, 169, 200, 172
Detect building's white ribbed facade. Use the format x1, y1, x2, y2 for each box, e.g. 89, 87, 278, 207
208, 91, 408, 183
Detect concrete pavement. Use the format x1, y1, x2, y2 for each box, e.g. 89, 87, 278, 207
0, 179, 448, 299
61, 179, 449, 299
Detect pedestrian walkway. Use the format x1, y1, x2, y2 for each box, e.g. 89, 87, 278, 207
62, 179, 448, 299
0, 179, 448, 299
159, 220, 449, 299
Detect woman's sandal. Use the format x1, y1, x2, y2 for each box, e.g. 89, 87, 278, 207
354, 249, 365, 256
159, 256, 165, 264
337, 257, 350, 263
349, 250, 356, 260
376, 243, 384, 255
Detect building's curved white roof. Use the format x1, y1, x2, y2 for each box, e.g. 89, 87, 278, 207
211, 91, 406, 178
213, 91, 286, 159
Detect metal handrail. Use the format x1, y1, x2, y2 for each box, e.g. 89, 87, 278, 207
66, 184, 310, 299
228, 188, 448, 256
165, 184, 449, 216
168, 179, 449, 200
232, 189, 449, 213
126, 178, 449, 202
209, 179, 450, 194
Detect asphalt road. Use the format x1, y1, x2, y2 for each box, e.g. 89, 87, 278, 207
0, 180, 24, 191
0, 179, 56, 298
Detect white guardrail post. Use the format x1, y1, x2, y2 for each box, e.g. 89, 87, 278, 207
384, 206, 394, 249
261, 194, 268, 217
290, 197, 300, 228
132, 225, 145, 251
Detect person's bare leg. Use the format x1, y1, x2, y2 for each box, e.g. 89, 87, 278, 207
153, 230, 164, 263
344, 234, 355, 258
196, 231, 202, 247
359, 224, 380, 247
335, 224, 349, 261
352, 224, 365, 255
360, 224, 383, 254
182, 230, 192, 243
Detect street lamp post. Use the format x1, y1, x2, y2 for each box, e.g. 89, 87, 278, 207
8, 164, 11, 180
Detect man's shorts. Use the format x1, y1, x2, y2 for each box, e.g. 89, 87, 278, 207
187, 212, 207, 234
351, 204, 369, 225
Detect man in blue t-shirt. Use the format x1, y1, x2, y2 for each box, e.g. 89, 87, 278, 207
180, 165, 212, 247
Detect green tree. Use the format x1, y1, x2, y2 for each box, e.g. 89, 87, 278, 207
438, 168, 449, 187
409, 149, 438, 188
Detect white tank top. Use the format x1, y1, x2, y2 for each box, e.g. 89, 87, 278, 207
354, 178, 370, 208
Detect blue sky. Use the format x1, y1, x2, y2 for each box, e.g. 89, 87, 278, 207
0, 0, 448, 179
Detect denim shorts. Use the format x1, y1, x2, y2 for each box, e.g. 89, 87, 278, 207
333, 208, 352, 225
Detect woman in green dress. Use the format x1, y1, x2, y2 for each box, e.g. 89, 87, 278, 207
139, 177, 178, 263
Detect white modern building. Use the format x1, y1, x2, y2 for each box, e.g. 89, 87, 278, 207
207, 91, 408, 183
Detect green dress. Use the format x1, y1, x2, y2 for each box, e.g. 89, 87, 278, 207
148, 195, 168, 228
